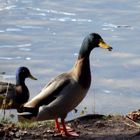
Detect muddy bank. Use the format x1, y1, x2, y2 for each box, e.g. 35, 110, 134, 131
0, 114, 140, 140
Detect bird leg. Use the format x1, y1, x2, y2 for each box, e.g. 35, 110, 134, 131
55, 118, 61, 133
55, 118, 79, 137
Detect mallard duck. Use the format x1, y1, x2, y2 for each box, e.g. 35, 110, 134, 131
18, 33, 112, 136
0, 67, 37, 110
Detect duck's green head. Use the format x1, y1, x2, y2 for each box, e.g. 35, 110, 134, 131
79, 33, 112, 58
16, 67, 37, 85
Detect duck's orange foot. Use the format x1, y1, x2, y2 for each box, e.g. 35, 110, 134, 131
55, 126, 79, 137
55, 126, 73, 132
61, 129, 79, 137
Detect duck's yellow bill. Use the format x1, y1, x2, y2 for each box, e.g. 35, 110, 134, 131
99, 39, 112, 51
29, 74, 37, 80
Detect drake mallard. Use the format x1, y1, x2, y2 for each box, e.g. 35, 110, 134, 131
0, 67, 37, 110
18, 33, 112, 136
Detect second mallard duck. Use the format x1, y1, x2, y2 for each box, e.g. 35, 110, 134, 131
0, 67, 37, 110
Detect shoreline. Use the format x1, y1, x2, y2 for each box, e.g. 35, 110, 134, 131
1, 114, 140, 139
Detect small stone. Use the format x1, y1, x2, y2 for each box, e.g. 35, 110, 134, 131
9, 131, 14, 136
23, 130, 28, 134
46, 129, 54, 134
15, 132, 20, 138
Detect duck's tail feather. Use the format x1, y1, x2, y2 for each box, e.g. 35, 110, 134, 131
17, 106, 39, 121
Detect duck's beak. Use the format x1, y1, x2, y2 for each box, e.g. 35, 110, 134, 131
29, 73, 37, 80
98, 39, 113, 51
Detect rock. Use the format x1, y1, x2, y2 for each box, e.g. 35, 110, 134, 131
23, 130, 28, 135
46, 129, 55, 134
15, 132, 20, 138
9, 131, 14, 136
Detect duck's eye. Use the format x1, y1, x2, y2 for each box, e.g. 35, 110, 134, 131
21, 70, 26, 74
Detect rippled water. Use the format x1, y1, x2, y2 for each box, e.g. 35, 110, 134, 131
0, 0, 140, 120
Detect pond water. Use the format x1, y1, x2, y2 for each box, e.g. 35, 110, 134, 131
0, 0, 140, 120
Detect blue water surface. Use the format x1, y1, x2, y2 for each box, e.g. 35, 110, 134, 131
0, 0, 140, 120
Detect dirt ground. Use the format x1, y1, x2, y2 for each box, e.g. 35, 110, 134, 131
1, 114, 140, 140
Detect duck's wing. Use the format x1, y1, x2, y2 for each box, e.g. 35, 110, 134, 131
0, 82, 16, 109
24, 73, 72, 108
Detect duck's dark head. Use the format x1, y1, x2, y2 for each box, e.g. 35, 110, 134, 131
16, 67, 37, 85
79, 33, 112, 58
